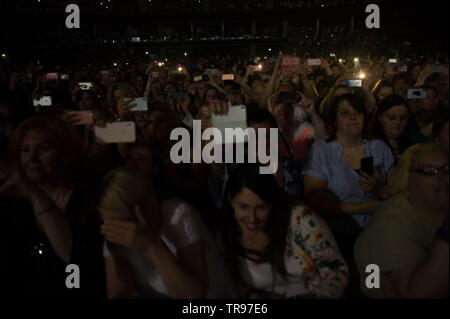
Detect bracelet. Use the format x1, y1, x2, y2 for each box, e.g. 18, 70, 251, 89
35, 203, 56, 217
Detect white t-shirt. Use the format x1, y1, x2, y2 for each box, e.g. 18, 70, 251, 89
239, 248, 309, 298
292, 107, 315, 141
104, 198, 238, 299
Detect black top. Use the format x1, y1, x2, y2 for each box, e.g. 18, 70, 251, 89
1, 179, 106, 298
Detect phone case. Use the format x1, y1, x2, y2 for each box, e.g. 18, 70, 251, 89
307, 59, 321, 66
46, 73, 58, 80
361, 157, 374, 175
407, 89, 427, 99
282, 57, 300, 66
94, 122, 136, 143
281, 57, 300, 73
344, 79, 362, 87
211, 105, 248, 144
79, 82, 93, 90
33, 96, 52, 107
222, 74, 234, 80
127, 98, 148, 112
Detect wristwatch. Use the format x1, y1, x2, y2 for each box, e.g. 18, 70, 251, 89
436, 226, 449, 242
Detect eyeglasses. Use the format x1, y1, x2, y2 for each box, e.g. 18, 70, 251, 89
410, 164, 449, 176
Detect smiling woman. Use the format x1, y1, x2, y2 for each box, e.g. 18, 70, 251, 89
12, 116, 85, 186
0, 115, 105, 297
220, 164, 349, 299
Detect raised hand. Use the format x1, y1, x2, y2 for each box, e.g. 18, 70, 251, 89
294, 92, 316, 118
101, 206, 159, 251
358, 168, 382, 196
0, 163, 34, 200
117, 96, 137, 120
198, 100, 229, 132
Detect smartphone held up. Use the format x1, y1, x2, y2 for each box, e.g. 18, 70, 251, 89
79, 82, 94, 90
211, 105, 248, 144
360, 156, 374, 176
124, 97, 148, 112
94, 122, 136, 144
343, 79, 362, 88
407, 88, 427, 99
33, 96, 52, 107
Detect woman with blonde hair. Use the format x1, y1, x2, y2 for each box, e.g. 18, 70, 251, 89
97, 167, 237, 299
354, 144, 449, 299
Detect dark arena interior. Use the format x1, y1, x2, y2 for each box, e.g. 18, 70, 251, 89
0, 0, 448, 307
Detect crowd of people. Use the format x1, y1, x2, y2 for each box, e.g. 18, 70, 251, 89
0, 42, 448, 299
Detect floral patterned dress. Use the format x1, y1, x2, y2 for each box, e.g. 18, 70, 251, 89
239, 203, 349, 298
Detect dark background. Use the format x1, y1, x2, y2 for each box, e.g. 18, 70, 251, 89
0, 0, 448, 64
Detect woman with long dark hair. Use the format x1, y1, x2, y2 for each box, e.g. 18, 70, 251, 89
220, 164, 348, 299
373, 95, 414, 162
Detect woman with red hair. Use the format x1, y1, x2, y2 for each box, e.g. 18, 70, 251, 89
0, 115, 105, 297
